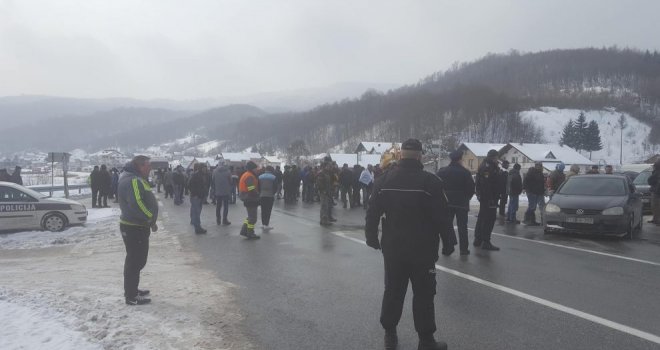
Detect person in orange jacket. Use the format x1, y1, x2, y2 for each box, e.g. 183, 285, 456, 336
239, 161, 261, 240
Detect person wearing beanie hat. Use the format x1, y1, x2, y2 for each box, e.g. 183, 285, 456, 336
365, 138, 450, 350
239, 161, 261, 239
547, 162, 567, 194
474, 149, 502, 251
506, 163, 523, 223
437, 149, 475, 255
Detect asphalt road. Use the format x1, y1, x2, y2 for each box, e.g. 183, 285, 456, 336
158, 194, 660, 350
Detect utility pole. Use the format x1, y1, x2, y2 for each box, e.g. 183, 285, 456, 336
618, 114, 627, 165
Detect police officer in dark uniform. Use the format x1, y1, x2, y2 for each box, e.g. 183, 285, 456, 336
474, 149, 501, 251
366, 139, 450, 350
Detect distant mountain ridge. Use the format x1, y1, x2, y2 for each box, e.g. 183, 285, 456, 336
4, 48, 660, 157
209, 47, 660, 154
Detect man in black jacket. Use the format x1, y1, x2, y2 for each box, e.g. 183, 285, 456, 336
647, 161, 660, 224
366, 139, 449, 350
98, 164, 112, 208
436, 150, 475, 255
506, 163, 523, 223
523, 162, 546, 226
474, 149, 501, 251
352, 164, 363, 207
90, 166, 100, 208
339, 164, 353, 208
188, 164, 208, 234
498, 160, 510, 217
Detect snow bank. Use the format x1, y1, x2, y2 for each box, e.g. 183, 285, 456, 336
0, 201, 252, 350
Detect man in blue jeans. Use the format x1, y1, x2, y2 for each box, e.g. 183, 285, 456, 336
523, 162, 546, 226
211, 160, 232, 225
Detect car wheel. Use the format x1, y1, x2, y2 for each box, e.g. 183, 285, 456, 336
42, 212, 67, 232
624, 215, 634, 240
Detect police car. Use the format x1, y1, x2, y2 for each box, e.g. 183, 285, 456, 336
0, 181, 88, 232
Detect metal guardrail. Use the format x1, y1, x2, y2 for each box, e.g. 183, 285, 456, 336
28, 184, 90, 195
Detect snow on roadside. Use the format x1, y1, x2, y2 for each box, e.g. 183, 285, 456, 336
0, 200, 252, 350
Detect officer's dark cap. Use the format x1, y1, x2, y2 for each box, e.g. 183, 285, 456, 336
401, 139, 423, 151
487, 149, 499, 158
246, 161, 258, 170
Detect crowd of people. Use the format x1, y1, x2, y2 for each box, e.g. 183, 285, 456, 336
142, 158, 385, 235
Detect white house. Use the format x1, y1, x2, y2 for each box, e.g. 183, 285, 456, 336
216, 152, 263, 167
499, 143, 595, 173
457, 143, 507, 173
355, 142, 402, 155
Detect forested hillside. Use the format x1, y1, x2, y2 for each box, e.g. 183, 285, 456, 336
212, 47, 660, 154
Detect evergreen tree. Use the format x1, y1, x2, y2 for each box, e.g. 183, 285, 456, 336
573, 112, 588, 152
584, 120, 603, 159
559, 119, 577, 149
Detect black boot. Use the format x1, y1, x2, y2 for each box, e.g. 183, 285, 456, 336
384, 328, 398, 350
481, 241, 500, 251
418, 333, 447, 350
245, 230, 260, 240
528, 212, 541, 226
240, 224, 248, 237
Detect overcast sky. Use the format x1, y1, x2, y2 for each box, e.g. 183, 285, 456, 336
1, 0, 659, 99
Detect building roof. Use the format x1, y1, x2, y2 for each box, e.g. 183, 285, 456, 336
218, 152, 262, 162
262, 156, 282, 164
502, 143, 595, 165
356, 142, 402, 154
459, 143, 507, 157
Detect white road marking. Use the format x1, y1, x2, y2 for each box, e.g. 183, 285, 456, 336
331, 230, 660, 345
464, 227, 660, 267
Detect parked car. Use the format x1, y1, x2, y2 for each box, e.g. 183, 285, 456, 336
632, 170, 653, 215
543, 175, 643, 238
0, 181, 88, 232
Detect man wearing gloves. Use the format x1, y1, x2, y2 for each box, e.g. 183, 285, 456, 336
118, 155, 159, 305
365, 139, 450, 350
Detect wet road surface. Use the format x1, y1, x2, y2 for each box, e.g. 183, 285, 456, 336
158, 194, 660, 350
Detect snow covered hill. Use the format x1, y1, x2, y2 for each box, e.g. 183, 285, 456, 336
521, 107, 659, 165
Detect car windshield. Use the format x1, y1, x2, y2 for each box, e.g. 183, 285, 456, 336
558, 177, 627, 196
633, 171, 652, 185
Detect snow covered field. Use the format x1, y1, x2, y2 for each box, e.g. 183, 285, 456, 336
521, 107, 658, 165
0, 198, 252, 350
